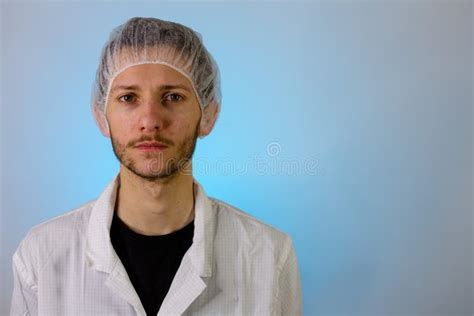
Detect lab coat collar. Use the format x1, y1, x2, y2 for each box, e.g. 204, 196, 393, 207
85, 173, 216, 278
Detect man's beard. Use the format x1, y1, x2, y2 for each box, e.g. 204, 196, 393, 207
110, 124, 199, 182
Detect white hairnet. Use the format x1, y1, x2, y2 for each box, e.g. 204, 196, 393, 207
91, 17, 221, 129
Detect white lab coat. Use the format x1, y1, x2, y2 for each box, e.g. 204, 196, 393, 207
10, 174, 302, 315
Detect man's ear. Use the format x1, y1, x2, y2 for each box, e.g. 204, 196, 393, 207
92, 105, 111, 138
198, 99, 220, 138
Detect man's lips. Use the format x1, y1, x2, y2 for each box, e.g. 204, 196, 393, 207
134, 141, 169, 151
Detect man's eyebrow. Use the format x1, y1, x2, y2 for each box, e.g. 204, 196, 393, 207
110, 84, 192, 94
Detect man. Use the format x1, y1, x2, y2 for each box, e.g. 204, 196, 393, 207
10, 17, 302, 316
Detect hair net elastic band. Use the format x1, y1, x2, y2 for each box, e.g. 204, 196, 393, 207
104, 60, 204, 114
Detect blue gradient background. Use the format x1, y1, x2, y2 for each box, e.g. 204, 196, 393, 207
1, 1, 472, 315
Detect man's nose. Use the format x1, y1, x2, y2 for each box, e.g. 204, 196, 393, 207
138, 98, 169, 132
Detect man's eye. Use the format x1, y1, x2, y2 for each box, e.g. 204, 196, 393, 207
163, 93, 184, 103
118, 94, 137, 103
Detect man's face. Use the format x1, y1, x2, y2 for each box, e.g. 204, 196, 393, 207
105, 63, 202, 181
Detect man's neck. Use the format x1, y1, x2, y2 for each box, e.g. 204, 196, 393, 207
114, 166, 195, 236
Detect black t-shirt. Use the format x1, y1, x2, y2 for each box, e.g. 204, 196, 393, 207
110, 211, 194, 316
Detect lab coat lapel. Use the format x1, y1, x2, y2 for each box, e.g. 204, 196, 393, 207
86, 174, 147, 315
157, 253, 207, 315
158, 180, 216, 315
105, 259, 147, 316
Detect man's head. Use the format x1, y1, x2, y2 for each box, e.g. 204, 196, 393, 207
91, 17, 221, 180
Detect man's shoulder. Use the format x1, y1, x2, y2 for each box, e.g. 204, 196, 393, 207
15, 199, 97, 259
209, 197, 294, 260
27, 199, 96, 238
12, 199, 97, 287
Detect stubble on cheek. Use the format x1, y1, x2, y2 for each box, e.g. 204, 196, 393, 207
110, 134, 136, 171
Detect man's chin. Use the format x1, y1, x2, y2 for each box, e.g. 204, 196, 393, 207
128, 168, 178, 181
125, 161, 184, 180
118, 149, 194, 180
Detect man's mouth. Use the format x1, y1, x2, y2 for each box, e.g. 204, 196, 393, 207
134, 141, 168, 151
